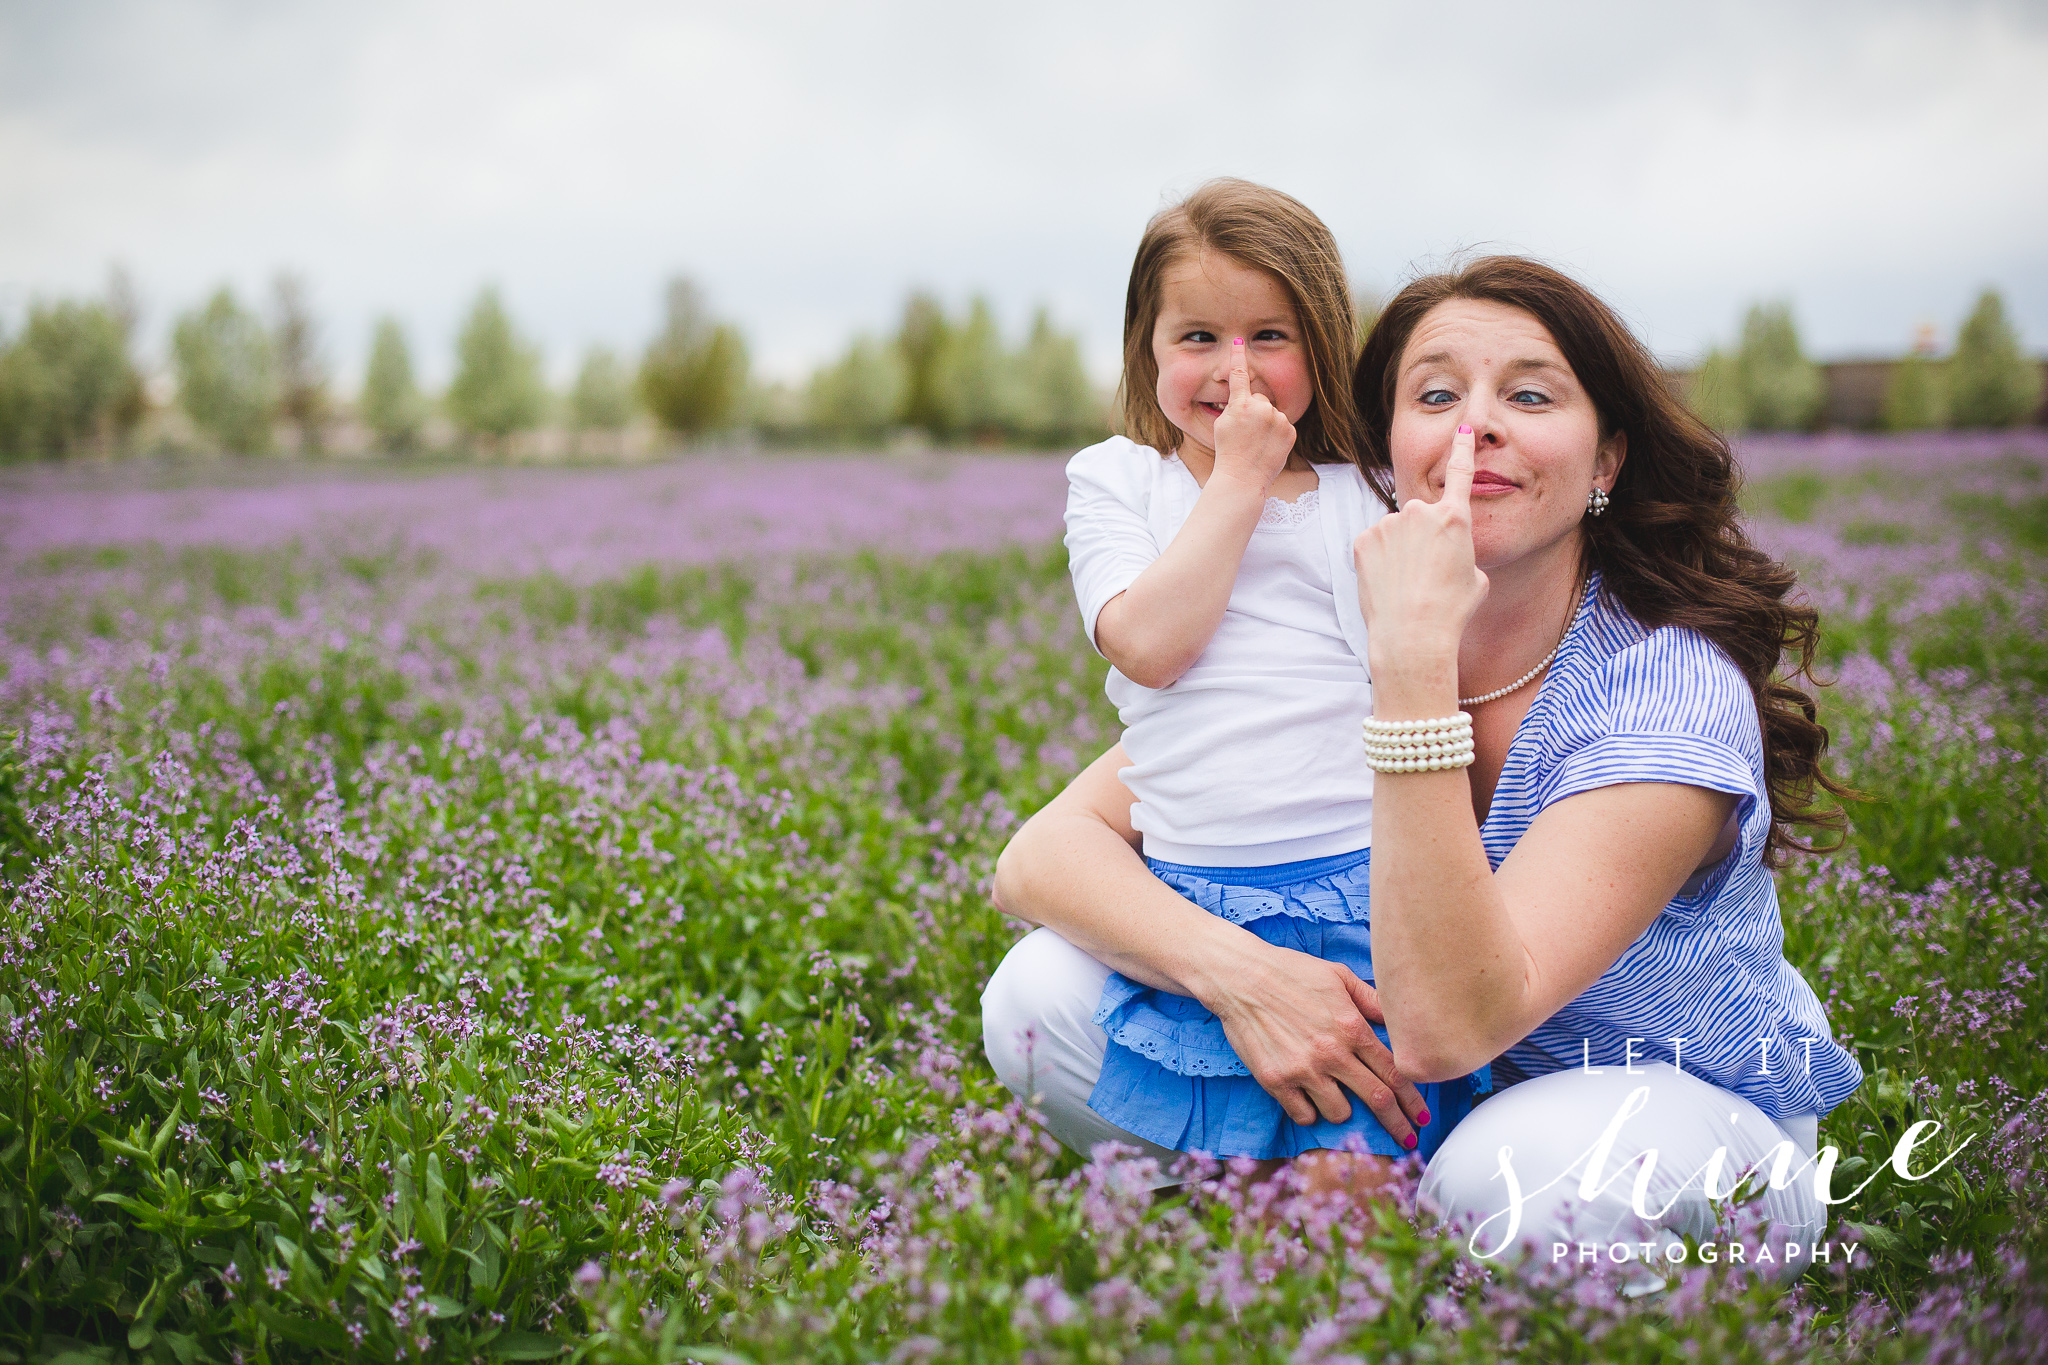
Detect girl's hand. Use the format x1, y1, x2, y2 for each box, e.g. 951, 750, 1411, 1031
1211, 338, 1296, 495
1352, 424, 1490, 676
1201, 940, 1430, 1145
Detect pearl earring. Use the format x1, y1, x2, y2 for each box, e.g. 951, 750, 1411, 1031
1587, 486, 1610, 517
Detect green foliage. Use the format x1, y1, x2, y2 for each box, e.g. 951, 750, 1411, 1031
446, 286, 547, 444
638, 279, 749, 439
5, 458, 2046, 1359
1737, 302, 1825, 432
1011, 307, 1102, 449
271, 273, 329, 453
0, 297, 144, 460
803, 334, 906, 443
173, 287, 278, 455
359, 317, 426, 454
942, 296, 1018, 443
569, 346, 635, 432
1880, 354, 1947, 432
1947, 289, 2043, 429
1690, 304, 1825, 434
1689, 348, 1747, 433
874, 294, 1101, 449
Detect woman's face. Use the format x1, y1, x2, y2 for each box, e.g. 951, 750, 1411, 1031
1151, 251, 1314, 463
1388, 298, 1625, 570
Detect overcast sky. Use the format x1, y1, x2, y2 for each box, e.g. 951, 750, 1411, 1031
3, 0, 2045, 386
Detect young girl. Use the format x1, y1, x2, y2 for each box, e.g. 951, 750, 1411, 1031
1060, 178, 1489, 1169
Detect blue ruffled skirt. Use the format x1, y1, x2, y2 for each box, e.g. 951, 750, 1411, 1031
1088, 846, 1490, 1161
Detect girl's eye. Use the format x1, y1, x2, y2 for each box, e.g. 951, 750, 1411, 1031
1251, 328, 1288, 342
1181, 330, 1216, 344
1420, 389, 1457, 406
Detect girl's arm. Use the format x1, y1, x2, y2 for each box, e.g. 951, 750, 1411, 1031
1353, 430, 1738, 1081
993, 743, 1432, 1145
1094, 342, 1296, 689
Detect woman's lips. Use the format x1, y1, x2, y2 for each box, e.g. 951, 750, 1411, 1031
1470, 473, 1518, 494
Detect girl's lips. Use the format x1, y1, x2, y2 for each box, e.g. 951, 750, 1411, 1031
1198, 401, 1225, 415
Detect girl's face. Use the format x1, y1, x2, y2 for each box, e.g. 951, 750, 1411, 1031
1151, 251, 1314, 463
1389, 298, 1625, 570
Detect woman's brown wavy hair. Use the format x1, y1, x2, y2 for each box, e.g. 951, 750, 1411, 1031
1353, 256, 1848, 865
1120, 178, 1364, 466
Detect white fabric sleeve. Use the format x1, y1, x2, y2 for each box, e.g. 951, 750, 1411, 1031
1063, 439, 1161, 658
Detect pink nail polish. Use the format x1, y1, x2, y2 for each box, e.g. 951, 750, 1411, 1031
1403, 1133, 1418, 1150
1416, 1108, 1431, 1126
1457, 424, 1472, 435
1233, 337, 1244, 346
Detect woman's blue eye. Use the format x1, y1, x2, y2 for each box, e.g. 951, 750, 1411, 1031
1421, 389, 1456, 405
1510, 389, 1549, 405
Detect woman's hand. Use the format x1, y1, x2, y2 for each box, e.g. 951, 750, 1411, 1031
1195, 939, 1430, 1146
1210, 338, 1295, 495
1352, 423, 1490, 689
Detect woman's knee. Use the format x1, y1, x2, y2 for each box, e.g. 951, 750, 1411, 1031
980, 927, 1111, 1093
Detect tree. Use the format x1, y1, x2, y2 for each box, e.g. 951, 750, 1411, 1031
1880, 354, 1947, 432
1012, 307, 1101, 448
894, 291, 958, 440
1687, 348, 1746, 433
1948, 289, 2042, 429
570, 345, 635, 432
272, 273, 329, 453
638, 277, 749, 439
944, 295, 1019, 442
173, 286, 277, 454
446, 286, 545, 446
360, 317, 426, 453
804, 334, 906, 443
0, 293, 144, 460
1733, 302, 1824, 432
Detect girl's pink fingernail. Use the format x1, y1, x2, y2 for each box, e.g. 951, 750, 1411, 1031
1233, 337, 1244, 345
1403, 1133, 1418, 1150
1416, 1108, 1430, 1126
1457, 424, 1472, 435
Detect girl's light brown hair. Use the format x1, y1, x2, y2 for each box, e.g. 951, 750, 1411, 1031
1120, 178, 1364, 465
1354, 255, 1851, 866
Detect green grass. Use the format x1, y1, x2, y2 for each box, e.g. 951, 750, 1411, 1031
2, 466, 2045, 1362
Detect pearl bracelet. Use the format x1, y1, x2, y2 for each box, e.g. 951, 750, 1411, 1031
1360, 713, 1476, 773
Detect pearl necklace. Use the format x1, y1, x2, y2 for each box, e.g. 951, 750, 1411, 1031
1457, 585, 1590, 708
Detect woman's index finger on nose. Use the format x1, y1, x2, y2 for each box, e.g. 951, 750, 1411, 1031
1443, 424, 1477, 507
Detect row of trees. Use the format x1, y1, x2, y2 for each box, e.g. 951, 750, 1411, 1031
1692, 290, 2042, 433
2, 273, 2040, 459
0, 273, 1106, 460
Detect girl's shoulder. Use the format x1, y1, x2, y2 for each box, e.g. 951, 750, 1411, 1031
1067, 434, 1164, 478
1066, 435, 1177, 508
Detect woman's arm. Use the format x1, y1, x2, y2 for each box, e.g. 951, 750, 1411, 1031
993, 744, 1431, 1141
1369, 775, 1735, 1082
1355, 428, 1739, 1081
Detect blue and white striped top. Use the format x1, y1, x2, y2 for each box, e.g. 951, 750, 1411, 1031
1490, 572, 1862, 1120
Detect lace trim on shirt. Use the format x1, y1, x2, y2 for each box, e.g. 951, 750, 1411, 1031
1257, 487, 1320, 531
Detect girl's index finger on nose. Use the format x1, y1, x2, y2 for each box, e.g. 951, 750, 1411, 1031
1443, 424, 1477, 507
1228, 338, 1249, 404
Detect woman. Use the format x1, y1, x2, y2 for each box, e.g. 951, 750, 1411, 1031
982, 257, 1862, 1282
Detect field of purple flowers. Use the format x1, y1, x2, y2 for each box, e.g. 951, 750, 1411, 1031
2, 434, 2045, 1362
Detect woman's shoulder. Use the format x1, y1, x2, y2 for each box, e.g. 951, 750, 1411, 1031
1580, 599, 1759, 747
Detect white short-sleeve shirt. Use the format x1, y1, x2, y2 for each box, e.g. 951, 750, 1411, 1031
1063, 436, 1389, 867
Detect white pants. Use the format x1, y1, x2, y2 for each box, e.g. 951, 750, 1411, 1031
982, 927, 1827, 1286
